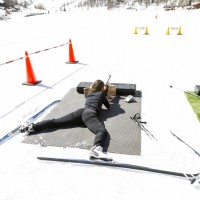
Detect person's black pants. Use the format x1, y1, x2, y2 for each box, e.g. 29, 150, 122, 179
35, 108, 108, 148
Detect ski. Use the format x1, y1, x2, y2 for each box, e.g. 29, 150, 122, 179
0, 100, 60, 144
170, 130, 200, 157
37, 156, 200, 184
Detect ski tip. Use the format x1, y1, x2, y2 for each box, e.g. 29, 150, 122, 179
190, 178, 196, 184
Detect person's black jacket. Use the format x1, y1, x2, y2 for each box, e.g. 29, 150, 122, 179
85, 91, 110, 113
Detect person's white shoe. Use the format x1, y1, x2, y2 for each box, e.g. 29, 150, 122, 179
19, 123, 36, 134
89, 145, 113, 162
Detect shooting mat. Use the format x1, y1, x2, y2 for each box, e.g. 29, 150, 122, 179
22, 88, 142, 155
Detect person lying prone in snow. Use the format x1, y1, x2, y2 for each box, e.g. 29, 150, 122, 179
20, 79, 113, 161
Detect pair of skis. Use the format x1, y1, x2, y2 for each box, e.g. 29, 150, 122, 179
36, 112, 200, 184
0, 100, 60, 144
32, 110, 199, 184
2, 99, 199, 184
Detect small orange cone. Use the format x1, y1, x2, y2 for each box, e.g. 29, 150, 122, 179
22, 51, 41, 86
66, 39, 78, 64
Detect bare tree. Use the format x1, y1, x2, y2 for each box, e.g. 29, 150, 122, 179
188, 0, 193, 6
107, 0, 113, 9
4, 0, 18, 8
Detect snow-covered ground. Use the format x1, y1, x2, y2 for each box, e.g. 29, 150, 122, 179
0, 6, 200, 200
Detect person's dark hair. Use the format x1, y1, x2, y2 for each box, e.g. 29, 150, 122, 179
91, 80, 104, 92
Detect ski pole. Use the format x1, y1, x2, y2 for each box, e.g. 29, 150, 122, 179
170, 85, 200, 98
170, 130, 200, 158
130, 113, 158, 141
130, 116, 151, 137
133, 113, 158, 141
130, 115, 152, 139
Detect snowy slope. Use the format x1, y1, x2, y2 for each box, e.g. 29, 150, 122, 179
0, 7, 200, 200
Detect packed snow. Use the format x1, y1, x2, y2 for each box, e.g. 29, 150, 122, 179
0, 4, 200, 200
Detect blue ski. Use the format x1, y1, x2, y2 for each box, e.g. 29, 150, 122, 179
0, 100, 60, 144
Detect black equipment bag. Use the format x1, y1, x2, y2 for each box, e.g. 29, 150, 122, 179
76, 82, 136, 96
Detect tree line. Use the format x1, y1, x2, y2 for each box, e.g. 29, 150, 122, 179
0, 0, 198, 10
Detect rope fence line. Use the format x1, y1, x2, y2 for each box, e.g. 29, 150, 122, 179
0, 42, 69, 67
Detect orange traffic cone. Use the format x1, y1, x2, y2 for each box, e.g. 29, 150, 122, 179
22, 51, 41, 86
66, 39, 78, 64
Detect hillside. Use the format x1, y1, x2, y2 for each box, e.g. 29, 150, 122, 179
1, 0, 200, 16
